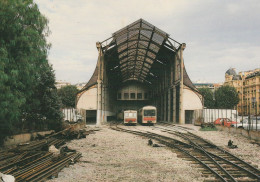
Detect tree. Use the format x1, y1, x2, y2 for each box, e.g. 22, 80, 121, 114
57, 85, 79, 108
198, 88, 215, 108
215, 85, 239, 109
24, 63, 63, 131
0, 0, 62, 143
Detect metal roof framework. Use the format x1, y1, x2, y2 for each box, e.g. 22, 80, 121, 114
101, 19, 181, 84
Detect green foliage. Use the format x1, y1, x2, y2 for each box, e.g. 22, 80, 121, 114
57, 85, 79, 108
0, 0, 62, 144
215, 85, 239, 109
199, 127, 218, 131
198, 88, 215, 108
24, 64, 63, 131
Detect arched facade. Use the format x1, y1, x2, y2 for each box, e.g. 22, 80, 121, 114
77, 19, 203, 125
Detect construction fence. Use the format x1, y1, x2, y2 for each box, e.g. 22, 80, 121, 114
62, 108, 86, 123
193, 109, 260, 131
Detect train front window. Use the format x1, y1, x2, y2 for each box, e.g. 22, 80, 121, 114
144, 110, 155, 116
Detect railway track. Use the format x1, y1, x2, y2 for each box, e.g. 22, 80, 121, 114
111, 124, 260, 182
0, 132, 82, 181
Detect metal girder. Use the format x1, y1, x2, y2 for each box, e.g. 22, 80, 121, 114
111, 19, 168, 83
113, 27, 168, 40
118, 47, 158, 60
117, 36, 162, 53
135, 27, 156, 80
120, 61, 151, 70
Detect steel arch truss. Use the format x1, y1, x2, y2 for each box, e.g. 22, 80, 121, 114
102, 19, 181, 83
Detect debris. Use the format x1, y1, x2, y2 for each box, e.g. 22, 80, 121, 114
0, 129, 82, 182
18, 142, 30, 146
49, 145, 60, 156
148, 139, 153, 146
152, 144, 164, 147
152, 144, 160, 147
36, 133, 46, 140
228, 140, 238, 149
0, 173, 15, 182
60, 146, 76, 153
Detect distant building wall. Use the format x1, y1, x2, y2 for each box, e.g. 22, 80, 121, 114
117, 83, 149, 100
224, 68, 260, 115
55, 81, 71, 89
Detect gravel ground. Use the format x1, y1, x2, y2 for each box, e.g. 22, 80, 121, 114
47, 124, 260, 182
47, 125, 203, 182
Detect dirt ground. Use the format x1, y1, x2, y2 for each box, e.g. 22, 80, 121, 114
47, 124, 260, 182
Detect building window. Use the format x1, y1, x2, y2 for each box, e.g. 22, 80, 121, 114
137, 93, 142, 99
117, 93, 121, 99
130, 93, 136, 99
124, 93, 129, 100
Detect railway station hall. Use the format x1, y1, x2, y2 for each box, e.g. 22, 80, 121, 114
76, 19, 203, 125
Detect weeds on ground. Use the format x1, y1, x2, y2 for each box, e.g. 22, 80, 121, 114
199, 127, 218, 131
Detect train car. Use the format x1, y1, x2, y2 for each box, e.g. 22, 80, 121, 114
124, 110, 138, 125
138, 106, 157, 124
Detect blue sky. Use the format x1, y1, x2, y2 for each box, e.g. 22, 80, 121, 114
35, 0, 260, 84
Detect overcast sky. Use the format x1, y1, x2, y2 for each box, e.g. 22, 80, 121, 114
35, 0, 260, 84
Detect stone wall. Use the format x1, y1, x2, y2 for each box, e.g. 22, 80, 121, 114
4, 130, 54, 146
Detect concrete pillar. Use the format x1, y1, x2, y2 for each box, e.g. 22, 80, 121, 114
101, 55, 107, 124
163, 70, 167, 121
179, 43, 186, 124
102, 84, 107, 124
173, 86, 176, 123
161, 94, 164, 121
96, 42, 103, 126
96, 80, 102, 126
168, 61, 172, 122
172, 54, 177, 123
168, 89, 171, 122
164, 92, 167, 121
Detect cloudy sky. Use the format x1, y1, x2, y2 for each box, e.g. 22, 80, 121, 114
35, 0, 260, 84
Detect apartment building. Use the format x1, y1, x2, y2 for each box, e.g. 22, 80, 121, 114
224, 68, 260, 115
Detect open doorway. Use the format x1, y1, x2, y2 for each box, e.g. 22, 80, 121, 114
185, 110, 194, 124
86, 110, 97, 124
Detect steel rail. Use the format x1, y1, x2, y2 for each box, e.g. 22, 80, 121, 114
27, 152, 81, 182
14, 155, 53, 178
165, 130, 248, 182
153, 125, 260, 179
187, 131, 260, 175
152, 125, 260, 180
112, 125, 260, 181
156, 123, 260, 176
111, 125, 227, 181
0, 152, 43, 171
33, 153, 82, 182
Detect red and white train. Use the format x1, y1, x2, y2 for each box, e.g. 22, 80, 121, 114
123, 110, 138, 125
138, 106, 157, 124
